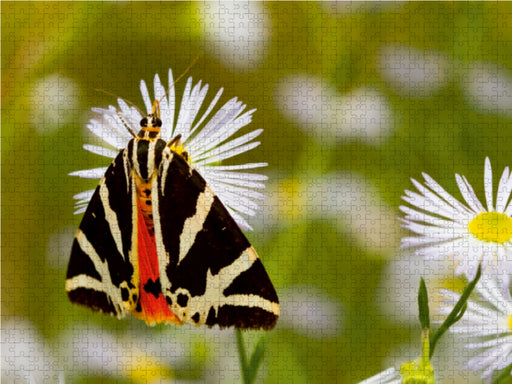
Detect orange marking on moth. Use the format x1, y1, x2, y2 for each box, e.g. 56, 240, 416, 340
133, 202, 179, 325
134, 174, 155, 235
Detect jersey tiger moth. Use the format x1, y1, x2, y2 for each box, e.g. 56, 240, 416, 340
66, 97, 279, 330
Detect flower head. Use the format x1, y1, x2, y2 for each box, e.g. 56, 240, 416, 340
400, 157, 512, 279
70, 69, 267, 230
439, 274, 512, 380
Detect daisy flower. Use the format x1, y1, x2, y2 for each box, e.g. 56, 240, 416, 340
439, 274, 512, 380
400, 157, 512, 280
70, 69, 267, 230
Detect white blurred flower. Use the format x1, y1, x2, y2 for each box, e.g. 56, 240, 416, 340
278, 285, 343, 338
58, 324, 185, 382
400, 157, 512, 280
30, 73, 80, 134
376, 251, 455, 326
439, 275, 512, 380
256, 171, 400, 255
45, 226, 75, 269
463, 62, 512, 117
70, 69, 267, 230
1, 318, 61, 383
378, 44, 451, 97
197, 2, 271, 71
275, 74, 394, 145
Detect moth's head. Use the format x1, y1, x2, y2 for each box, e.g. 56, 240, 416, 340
140, 114, 162, 129
137, 100, 162, 139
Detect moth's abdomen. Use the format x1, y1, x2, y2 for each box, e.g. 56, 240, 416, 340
134, 174, 155, 236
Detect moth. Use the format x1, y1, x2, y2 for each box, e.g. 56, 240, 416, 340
66, 100, 279, 329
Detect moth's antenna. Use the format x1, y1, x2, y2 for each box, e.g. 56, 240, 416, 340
116, 110, 137, 138
95, 88, 144, 116
158, 54, 202, 104
95, 88, 142, 138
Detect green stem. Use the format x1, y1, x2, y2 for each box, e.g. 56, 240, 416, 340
430, 264, 482, 358
236, 329, 250, 384
236, 329, 267, 384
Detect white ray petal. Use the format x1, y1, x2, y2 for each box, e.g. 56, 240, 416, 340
69, 167, 108, 179
484, 157, 494, 211
140, 79, 152, 114
82, 144, 119, 158
456, 174, 486, 213
496, 166, 512, 212
194, 141, 260, 165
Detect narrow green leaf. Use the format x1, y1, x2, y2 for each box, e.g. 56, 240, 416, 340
494, 362, 512, 384
236, 330, 267, 384
430, 264, 482, 358
236, 330, 250, 384
418, 278, 430, 329
246, 336, 267, 384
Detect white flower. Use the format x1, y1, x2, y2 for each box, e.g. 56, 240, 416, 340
439, 275, 512, 380
58, 324, 182, 382
278, 285, 344, 338
464, 62, 512, 118
30, 73, 80, 134
70, 69, 267, 230
255, 171, 400, 255
197, 2, 271, 71
400, 157, 512, 280
378, 44, 450, 97
275, 74, 394, 146
1, 317, 61, 383
357, 367, 401, 384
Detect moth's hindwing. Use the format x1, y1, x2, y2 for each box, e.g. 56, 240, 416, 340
66, 150, 140, 318
153, 148, 280, 330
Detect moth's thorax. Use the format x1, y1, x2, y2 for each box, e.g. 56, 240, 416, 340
126, 136, 167, 237
127, 137, 167, 180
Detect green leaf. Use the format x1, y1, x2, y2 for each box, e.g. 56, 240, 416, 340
236, 330, 267, 384
418, 278, 430, 329
494, 362, 512, 384
430, 264, 481, 358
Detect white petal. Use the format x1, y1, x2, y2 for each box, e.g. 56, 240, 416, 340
422, 173, 474, 215
83, 144, 118, 158
160, 68, 176, 140
188, 98, 247, 153
194, 141, 260, 165
226, 208, 252, 231
496, 166, 512, 212
188, 87, 224, 140
205, 162, 268, 171
73, 189, 95, 201
153, 73, 166, 102
140, 79, 152, 114
194, 129, 263, 162
456, 174, 486, 213
69, 167, 108, 179
484, 157, 494, 211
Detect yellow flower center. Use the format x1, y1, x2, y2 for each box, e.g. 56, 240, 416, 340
126, 355, 173, 383
509, 312, 512, 331
467, 212, 512, 244
168, 139, 191, 164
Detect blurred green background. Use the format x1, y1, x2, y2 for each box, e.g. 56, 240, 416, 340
3, 2, 512, 383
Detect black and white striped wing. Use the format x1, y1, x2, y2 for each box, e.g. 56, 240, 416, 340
66, 150, 140, 318
153, 148, 279, 329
